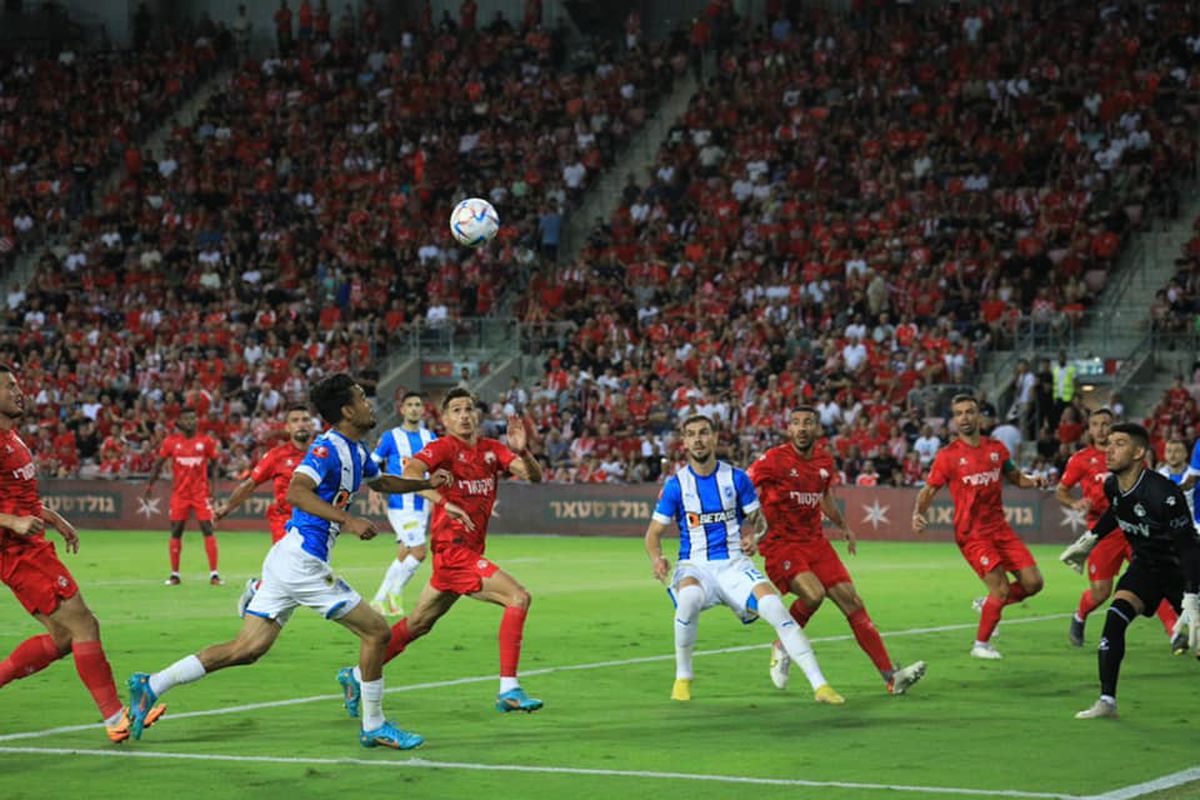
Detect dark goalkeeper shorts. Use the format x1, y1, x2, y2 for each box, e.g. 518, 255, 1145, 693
1115, 558, 1185, 617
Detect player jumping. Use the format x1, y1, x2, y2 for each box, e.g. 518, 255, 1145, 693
749, 407, 926, 694
337, 387, 545, 715
1061, 423, 1200, 719
0, 364, 164, 742
127, 374, 449, 749
912, 394, 1047, 659
143, 408, 221, 586
368, 391, 436, 615
644, 414, 844, 704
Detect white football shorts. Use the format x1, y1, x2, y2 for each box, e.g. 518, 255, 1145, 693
244, 532, 361, 626
668, 555, 769, 624
386, 508, 430, 547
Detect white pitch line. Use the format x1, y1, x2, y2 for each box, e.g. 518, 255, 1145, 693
0, 612, 1069, 744
0, 746, 1085, 799
1089, 766, 1200, 799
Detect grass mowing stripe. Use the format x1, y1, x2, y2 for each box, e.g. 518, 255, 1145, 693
0, 746, 1087, 799
0, 613, 1068, 743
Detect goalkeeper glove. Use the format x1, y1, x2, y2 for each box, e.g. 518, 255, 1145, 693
1183, 593, 1200, 657
1059, 531, 1098, 574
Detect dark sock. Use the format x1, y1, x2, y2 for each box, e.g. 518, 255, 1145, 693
1099, 599, 1135, 699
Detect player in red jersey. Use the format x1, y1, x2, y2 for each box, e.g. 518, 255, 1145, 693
143, 408, 221, 586
749, 407, 927, 694
214, 405, 314, 543
912, 394, 1047, 659
0, 365, 164, 741
335, 387, 545, 714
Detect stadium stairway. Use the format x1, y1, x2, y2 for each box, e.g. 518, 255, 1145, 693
978, 188, 1200, 418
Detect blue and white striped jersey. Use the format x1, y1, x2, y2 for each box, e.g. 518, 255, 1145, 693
653, 461, 760, 562
372, 426, 437, 511
289, 429, 379, 561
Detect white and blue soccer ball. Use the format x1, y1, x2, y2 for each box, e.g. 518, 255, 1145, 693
449, 197, 500, 247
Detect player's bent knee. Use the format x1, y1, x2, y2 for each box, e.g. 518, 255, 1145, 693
512, 588, 532, 610
1024, 576, 1045, 595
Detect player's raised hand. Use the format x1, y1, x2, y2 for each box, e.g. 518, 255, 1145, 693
506, 415, 528, 452
652, 555, 670, 584
443, 501, 476, 531
343, 516, 378, 540
11, 515, 44, 537
429, 468, 453, 489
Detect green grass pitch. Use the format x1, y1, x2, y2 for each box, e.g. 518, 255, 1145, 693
1, 531, 1197, 799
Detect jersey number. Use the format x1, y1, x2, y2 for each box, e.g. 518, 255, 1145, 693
743, 568, 765, 583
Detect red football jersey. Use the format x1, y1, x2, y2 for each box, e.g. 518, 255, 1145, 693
926, 437, 1012, 541
1058, 445, 1110, 527
250, 442, 306, 518
413, 434, 516, 552
747, 443, 836, 549
0, 427, 45, 552
159, 433, 218, 499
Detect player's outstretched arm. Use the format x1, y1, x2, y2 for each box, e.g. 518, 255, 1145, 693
142, 456, 167, 498
215, 477, 260, 521
644, 519, 671, 584
911, 484, 938, 535
285, 472, 377, 539
41, 507, 78, 553
367, 468, 451, 496
820, 488, 856, 555
1004, 460, 1047, 489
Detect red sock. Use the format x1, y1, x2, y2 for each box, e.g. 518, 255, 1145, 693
1077, 589, 1102, 620
499, 606, 528, 678
0, 634, 62, 688
1004, 582, 1029, 606
71, 641, 122, 720
169, 537, 182, 573
977, 595, 1004, 643
1157, 601, 1180, 635
384, 618, 411, 664
788, 598, 816, 627
848, 608, 893, 676
203, 535, 219, 572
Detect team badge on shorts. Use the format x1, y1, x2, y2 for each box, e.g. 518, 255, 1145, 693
477, 559, 489, 570
57, 575, 69, 588
981, 556, 990, 567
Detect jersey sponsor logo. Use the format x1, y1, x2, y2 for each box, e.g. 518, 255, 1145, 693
960, 468, 1001, 487
312, 445, 329, 459
175, 456, 205, 467
1118, 518, 1152, 538
456, 477, 495, 496
787, 491, 823, 507
11, 462, 36, 480
686, 509, 738, 527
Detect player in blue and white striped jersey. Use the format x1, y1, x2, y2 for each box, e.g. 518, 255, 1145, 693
643, 414, 844, 704
369, 391, 438, 615
127, 374, 450, 751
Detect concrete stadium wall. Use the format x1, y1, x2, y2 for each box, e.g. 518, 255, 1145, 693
41, 480, 1085, 544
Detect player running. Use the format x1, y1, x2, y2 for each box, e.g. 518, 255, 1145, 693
1061, 423, 1200, 719
912, 394, 1047, 659
749, 407, 926, 695
644, 414, 844, 704
214, 404, 314, 544
127, 374, 449, 750
336, 387, 545, 715
368, 391, 436, 616
0, 364, 164, 742
143, 407, 221, 586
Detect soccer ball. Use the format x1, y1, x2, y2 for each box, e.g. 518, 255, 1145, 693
449, 198, 500, 247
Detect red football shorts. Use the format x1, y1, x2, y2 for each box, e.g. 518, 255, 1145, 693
267, 510, 290, 544
1, 540, 80, 616
170, 494, 213, 522
1086, 530, 1132, 582
958, 525, 1037, 579
763, 537, 853, 594
430, 544, 499, 595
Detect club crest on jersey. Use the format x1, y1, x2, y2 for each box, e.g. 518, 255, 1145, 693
990, 452, 999, 462
1134, 503, 1146, 517
789, 468, 799, 477
959, 457, 968, 466
195, 442, 204, 451
1167, 496, 1177, 506
484, 451, 497, 465
819, 468, 829, 480
312, 445, 329, 459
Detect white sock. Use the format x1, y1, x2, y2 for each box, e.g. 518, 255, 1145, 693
392, 554, 422, 594
352, 665, 363, 684
499, 676, 520, 693
103, 709, 124, 726
974, 640, 989, 648
673, 584, 704, 680
757, 593, 827, 690
373, 559, 405, 604
360, 677, 385, 730
148, 654, 206, 698
1101, 694, 1116, 706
